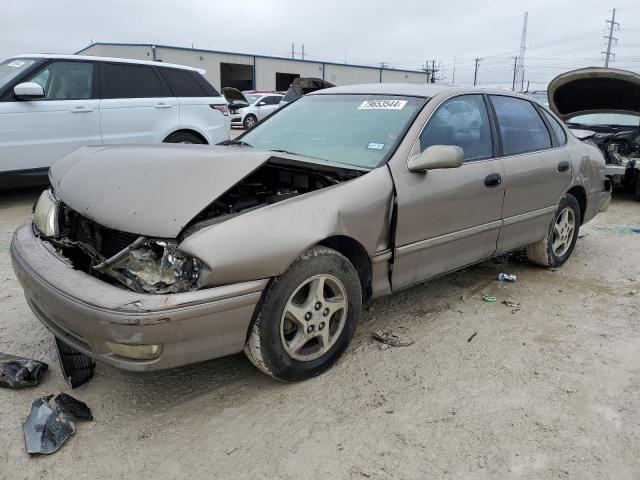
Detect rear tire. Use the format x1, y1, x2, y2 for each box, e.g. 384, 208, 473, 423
243, 114, 257, 130
526, 194, 581, 268
163, 132, 205, 144
245, 246, 362, 382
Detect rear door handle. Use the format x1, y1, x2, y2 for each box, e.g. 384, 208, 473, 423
484, 173, 502, 188
558, 160, 570, 172
154, 103, 173, 109
70, 106, 93, 113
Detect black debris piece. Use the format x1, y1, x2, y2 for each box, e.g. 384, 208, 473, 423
23, 393, 94, 455
23, 396, 75, 455
55, 338, 95, 388
0, 353, 48, 389
53, 393, 94, 422
467, 332, 478, 343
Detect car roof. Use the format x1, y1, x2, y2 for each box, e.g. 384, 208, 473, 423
312, 82, 535, 100
11, 54, 206, 75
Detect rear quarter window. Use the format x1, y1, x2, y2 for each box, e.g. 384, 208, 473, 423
490, 95, 552, 156
541, 109, 567, 146
159, 68, 218, 97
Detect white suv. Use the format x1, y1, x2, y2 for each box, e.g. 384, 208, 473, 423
0, 54, 230, 188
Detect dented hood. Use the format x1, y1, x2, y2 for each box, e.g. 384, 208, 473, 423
49, 144, 273, 238
548, 67, 640, 120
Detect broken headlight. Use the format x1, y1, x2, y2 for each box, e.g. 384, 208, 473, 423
33, 189, 60, 238
98, 240, 202, 294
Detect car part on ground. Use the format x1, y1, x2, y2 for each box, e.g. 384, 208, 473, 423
55, 338, 96, 388
11, 84, 610, 381
23, 393, 93, 455
548, 67, 640, 200
0, 353, 48, 389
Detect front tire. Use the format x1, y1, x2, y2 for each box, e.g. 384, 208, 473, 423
245, 246, 362, 382
526, 194, 581, 267
243, 114, 257, 130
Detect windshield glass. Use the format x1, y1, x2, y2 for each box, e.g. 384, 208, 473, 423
245, 94, 261, 104
569, 113, 640, 127
240, 94, 426, 169
0, 58, 37, 90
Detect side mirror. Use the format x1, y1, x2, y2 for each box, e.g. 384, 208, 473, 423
408, 145, 464, 172
13, 82, 45, 100
258, 101, 266, 106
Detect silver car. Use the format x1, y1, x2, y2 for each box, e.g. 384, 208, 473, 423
11, 83, 611, 382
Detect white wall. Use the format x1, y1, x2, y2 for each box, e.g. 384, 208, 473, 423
324, 64, 380, 86
78, 44, 154, 61
381, 70, 427, 84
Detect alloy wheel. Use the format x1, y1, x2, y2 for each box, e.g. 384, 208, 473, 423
552, 207, 575, 257
279, 274, 348, 362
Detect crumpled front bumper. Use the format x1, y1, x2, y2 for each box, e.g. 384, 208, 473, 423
10, 224, 267, 371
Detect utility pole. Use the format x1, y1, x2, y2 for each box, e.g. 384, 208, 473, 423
473, 58, 481, 86
516, 12, 528, 92
291, 43, 295, 59
301, 44, 305, 61
512, 56, 518, 90
431, 60, 439, 83
603, 8, 619, 68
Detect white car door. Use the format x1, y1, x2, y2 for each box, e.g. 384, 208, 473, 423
0, 60, 101, 173
256, 95, 282, 120
99, 62, 179, 144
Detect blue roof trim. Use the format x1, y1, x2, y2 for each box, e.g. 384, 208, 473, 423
76, 42, 427, 76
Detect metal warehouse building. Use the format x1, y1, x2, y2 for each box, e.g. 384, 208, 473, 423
77, 43, 429, 92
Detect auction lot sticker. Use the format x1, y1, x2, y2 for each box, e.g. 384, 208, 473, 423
358, 99, 407, 110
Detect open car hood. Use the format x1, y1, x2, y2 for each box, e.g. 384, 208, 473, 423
548, 67, 640, 121
289, 77, 335, 97
50, 145, 276, 238
222, 87, 250, 108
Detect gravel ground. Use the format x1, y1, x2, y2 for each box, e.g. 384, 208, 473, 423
0, 187, 638, 480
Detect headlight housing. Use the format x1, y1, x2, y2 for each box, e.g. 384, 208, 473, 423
33, 189, 60, 238
97, 239, 203, 294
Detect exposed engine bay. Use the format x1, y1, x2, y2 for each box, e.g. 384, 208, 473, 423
38, 157, 365, 294
569, 122, 640, 193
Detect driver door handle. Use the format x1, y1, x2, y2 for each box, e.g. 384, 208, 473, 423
484, 173, 502, 188
70, 106, 93, 113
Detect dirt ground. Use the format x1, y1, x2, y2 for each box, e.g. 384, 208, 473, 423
0, 187, 638, 480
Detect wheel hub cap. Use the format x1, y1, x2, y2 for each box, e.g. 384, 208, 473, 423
279, 274, 348, 362
552, 207, 575, 257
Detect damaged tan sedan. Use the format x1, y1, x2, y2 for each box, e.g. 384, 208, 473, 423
11, 84, 611, 382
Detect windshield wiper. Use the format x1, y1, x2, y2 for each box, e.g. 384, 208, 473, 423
218, 139, 253, 148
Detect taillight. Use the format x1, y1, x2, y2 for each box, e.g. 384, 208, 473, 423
210, 104, 229, 116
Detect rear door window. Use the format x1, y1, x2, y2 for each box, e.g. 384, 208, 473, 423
420, 94, 493, 161
262, 95, 282, 105
159, 68, 209, 97
490, 95, 552, 155
541, 109, 567, 146
100, 63, 169, 99
27, 61, 94, 100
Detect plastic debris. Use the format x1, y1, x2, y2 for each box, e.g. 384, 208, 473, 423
372, 329, 414, 347
55, 338, 95, 389
502, 300, 521, 313
595, 225, 640, 235
0, 353, 48, 389
498, 273, 517, 282
482, 295, 497, 303
467, 332, 478, 342
23, 393, 93, 455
